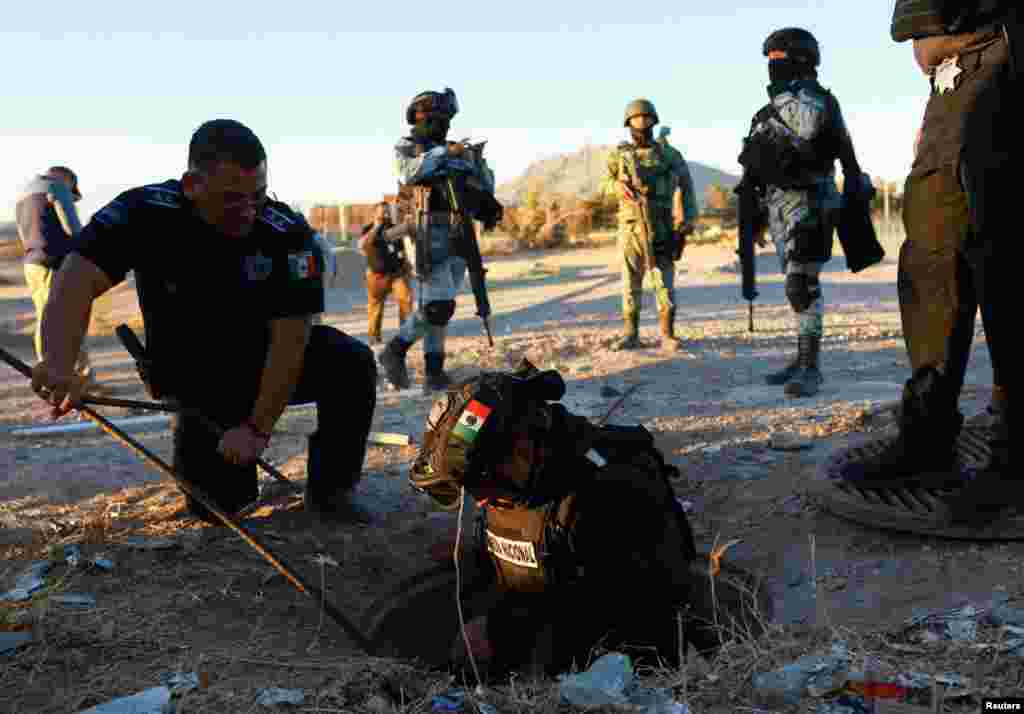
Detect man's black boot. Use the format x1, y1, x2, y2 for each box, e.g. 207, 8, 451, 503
766, 338, 800, 385
839, 367, 963, 488
378, 335, 413, 390
947, 397, 1013, 523
784, 334, 824, 398
423, 352, 451, 394
304, 431, 372, 524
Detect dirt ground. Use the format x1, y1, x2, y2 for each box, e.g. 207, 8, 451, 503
1, 231, 1020, 713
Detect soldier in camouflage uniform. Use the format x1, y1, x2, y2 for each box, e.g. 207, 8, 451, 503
602, 100, 697, 352
378, 88, 499, 393
743, 28, 871, 398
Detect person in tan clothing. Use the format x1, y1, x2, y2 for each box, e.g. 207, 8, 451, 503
358, 202, 414, 345
14, 166, 94, 381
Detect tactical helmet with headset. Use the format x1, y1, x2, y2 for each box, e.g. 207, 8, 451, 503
405, 87, 460, 125
762, 27, 821, 67
409, 360, 566, 510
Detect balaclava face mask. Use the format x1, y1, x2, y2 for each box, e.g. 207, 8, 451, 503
413, 114, 451, 143
768, 59, 818, 95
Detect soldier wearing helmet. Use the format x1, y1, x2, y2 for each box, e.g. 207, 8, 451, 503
738, 28, 872, 398
408, 359, 733, 677
602, 99, 698, 352
378, 88, 502, 393
832, 2, 1015, 524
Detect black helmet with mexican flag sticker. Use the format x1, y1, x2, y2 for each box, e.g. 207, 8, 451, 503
409, 359, 565, 510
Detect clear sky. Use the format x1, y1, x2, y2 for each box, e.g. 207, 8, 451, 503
0, 1, 928, 222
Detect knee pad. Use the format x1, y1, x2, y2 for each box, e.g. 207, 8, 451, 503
785, 273, 820, 313
424, 300, 456, 326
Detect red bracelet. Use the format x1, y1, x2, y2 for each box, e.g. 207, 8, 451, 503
245, 420, 271, 442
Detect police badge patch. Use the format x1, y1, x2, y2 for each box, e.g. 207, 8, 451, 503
243, 253, 273, 282
486, 531, 539, 569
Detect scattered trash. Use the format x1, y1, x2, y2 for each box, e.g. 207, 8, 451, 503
79, 672, 198, 713
124, 537, 179, 551
752, 642, 852, 707
0, 630, 33, 657
91, 555, 115, 572
51, 593, 97, 609
255, 688, 305, 706
989, 592, 1024, 627
769, 433, 813, 451
816, 694, 871, 714
558, 653, 689, 712
904, 603, 980, 642
431, 689, 471, 712
1, 561, 52, 602
559, 653, 634, 707
65, 543, 83, 568
600, 385, 622, 399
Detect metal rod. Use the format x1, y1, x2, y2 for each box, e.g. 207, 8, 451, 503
0, 345, 372, 653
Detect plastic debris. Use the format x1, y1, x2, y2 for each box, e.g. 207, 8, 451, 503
65, 543, 83, 568
1, 630, 33, 657
91, 556, 115, 572
431, 689, 468, 712
600, 385, 622, 399
51, 593, 97, 609
989, 592, 1024, 627
559, 653, 634, 707
905, 604, 980, 642
753, 642, 852, 707
124, 537, 179, 551
816, 695, 871, 714
1, 561, 52, 602
79, 672, 198, 713
255, 688, 305, 706
769, 433, 813, 451
557, 653, 690, 712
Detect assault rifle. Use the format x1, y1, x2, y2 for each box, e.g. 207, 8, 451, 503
734, 176, 766, 333
446, 175, 495, 347
620, 150, 657, 271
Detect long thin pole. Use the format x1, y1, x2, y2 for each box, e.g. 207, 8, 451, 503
0, 346, 372, 653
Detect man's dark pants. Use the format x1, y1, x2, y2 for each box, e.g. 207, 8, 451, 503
172, 325, 377, 517
898, 37, 1011, 461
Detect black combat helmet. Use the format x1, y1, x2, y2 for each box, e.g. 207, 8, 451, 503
409, 360, 565, 509
405, 87, 460, 125
763, 27, 821, 67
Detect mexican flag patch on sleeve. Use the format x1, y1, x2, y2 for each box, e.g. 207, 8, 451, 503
288, 251, 321, 280
451, 400, 493, 445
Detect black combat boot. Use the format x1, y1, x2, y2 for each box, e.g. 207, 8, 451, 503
614, 310, 641, 351
784, 334, 824, 398
423, 352, 451, 394
840, 367, 964, 488
946, 395, 1013, 523
304, 431, 372, 523
766, 338, 800, 385
378, 335, 413, 390
659, 308, 684, 352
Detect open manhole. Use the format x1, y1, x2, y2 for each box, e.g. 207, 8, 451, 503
361, 550, 773, 668
818, 417, 1024, 540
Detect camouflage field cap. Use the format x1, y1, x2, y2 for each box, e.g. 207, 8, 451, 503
623, 98, 659, 127
409, 361, 565, 509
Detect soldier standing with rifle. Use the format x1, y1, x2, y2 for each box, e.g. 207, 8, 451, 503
603, 99, 697, 353
737, 29, 876, 398
378, 88, 502, 394
837, 2, 1015, 524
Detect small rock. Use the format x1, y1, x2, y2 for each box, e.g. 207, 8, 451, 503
365, 694, 391, 713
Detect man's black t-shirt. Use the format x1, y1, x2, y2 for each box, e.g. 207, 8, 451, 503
75, 180, 324, 419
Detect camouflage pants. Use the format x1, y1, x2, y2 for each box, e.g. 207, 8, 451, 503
773, 239, 824, 339
397, 256, 467, 355
24, 263, 91, 373
619, 223, 675, 317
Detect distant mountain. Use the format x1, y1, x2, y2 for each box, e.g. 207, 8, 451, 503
496, 144, 740, 209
